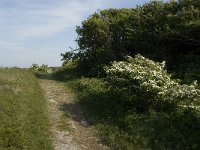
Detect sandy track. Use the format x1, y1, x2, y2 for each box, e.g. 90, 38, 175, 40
39, 76, 110, 150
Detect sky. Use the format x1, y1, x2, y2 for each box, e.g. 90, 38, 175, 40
0, 0, 153, 67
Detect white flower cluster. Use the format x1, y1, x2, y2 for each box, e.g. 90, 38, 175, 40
105, 54, 200, 103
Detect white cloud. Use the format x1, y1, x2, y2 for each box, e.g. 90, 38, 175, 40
1, 0, 101, 38
0, 0, 149, 67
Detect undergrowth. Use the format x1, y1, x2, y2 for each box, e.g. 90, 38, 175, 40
66, 78, 200, 150
53, 60, 200, 150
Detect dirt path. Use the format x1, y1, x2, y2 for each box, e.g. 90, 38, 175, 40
39, 75, 110, 150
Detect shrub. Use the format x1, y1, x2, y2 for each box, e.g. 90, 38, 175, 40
38, 64, 52, 73
67, 0, 200, 76
31, 64, 39, 70
31, 64, 52, 73
105, 54, 200, 112
171, 54, 200, 83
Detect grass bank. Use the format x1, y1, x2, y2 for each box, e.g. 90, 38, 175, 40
0, 68, 53, 150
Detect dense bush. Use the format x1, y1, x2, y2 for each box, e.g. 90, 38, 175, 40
105, 54, 200, 112
31, 64, 52, 73
58, 0, 200, 149
56, 53, 200, 149
66, 75, 200, 150
171, 55, 200, 83
62, 0, 200, 76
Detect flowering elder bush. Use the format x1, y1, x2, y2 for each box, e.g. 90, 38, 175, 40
105, 55, 200, 111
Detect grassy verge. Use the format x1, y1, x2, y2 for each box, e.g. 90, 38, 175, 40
0, 68, 53, 150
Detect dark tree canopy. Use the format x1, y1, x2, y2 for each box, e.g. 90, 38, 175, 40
62, 0, 200, 76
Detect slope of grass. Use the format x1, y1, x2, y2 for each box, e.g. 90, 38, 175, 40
0, 68, 53, 150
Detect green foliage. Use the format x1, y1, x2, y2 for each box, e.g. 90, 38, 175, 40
171, 54, 200, 83
53, 60, 80, 81
31, 63, 39, 70
38, 64, 52, 73
64, 76, 200, 150
62, 0, 200, 76
56, 53, 200, 149
61, 47, 80, 63
58, 0, 200, 149
31, 64, 52, 73
105, 54, 200, 112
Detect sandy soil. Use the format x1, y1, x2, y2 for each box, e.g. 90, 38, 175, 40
39, 76, 110, 150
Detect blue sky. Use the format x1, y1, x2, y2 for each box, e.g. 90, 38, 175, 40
0, 0, 154, 67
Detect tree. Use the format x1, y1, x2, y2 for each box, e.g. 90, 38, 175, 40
62, 0, 200, 76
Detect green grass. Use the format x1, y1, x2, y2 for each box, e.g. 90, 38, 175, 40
57, 111, 71, 131
0, 68, 53, 150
